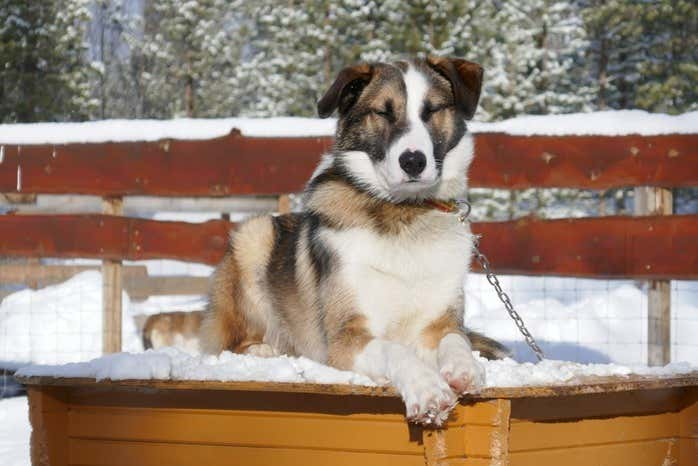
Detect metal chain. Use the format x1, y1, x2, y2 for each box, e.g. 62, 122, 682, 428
456, 201, 545, 361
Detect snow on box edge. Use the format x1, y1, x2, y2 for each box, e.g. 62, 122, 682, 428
14, 347, 696, 389
0, 110, 697, 145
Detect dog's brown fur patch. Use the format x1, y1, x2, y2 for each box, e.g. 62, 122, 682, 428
326, 313, 372, 370
420, 309, 463, 350
142, 311, 204, 350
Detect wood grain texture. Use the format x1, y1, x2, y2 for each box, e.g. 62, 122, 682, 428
68, 439, 427, 466
508, 438, 679, 466
1, 133, 696, 196
2, 214, 697, 278
68, 407, 423, 455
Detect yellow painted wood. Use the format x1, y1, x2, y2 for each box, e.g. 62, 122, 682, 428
68, 406, 423, 455
68, 439, 426, 466
509, 438, 679, 466
509, 412, 679, 452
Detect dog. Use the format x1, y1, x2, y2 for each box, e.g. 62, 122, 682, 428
141, 311, 203, 352
201, 56, 508, 425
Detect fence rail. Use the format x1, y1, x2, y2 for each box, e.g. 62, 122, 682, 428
1, 213, 696, 279
1, 133, 696, 195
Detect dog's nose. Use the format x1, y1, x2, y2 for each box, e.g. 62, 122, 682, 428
399, 150, 427, 178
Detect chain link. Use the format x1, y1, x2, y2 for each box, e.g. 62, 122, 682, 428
456, 201, 545, 361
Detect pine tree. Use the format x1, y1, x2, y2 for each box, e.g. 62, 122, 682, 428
635, 0, 698, 113
581, 0, 644, 110
129, 0, 246, 118
0, 0, 95, 122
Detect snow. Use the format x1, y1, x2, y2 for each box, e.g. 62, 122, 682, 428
467, 110, 698, 136
0, 117, 336, 144
0, 397, 30, 466
0, 271, 142, 365
15, 346, 695, 389
0, 110, 695, 145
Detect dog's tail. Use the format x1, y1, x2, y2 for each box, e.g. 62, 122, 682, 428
466, 329, 510, 360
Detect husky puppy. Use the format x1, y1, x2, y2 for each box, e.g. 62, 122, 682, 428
202, 56, 507, 425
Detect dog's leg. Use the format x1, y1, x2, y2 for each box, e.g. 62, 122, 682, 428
421, 309, 486, 395
326, 314, 456, 425
200, 217, 276, 355
354, 338, 457, 425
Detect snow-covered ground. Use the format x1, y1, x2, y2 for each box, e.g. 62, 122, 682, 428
0, 396, 30, 466
0, 110, 696, 144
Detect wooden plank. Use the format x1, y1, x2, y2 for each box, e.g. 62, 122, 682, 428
635, 186, 673, 366
470, 133, 698, 189
68, 407, 424, 455
102, 197, 123, 354
27, 386, 69, 466
509, 412, 679, 452
1, 214, 698, 278
125, 276, 209, 301
0, 264, 147, 288
16, 372, 698, 400
0, 215, 231, 265
0, 133, 332, 197
1, 134, 696, 196
509, 438, 679, 466
68, 438, 426, 466
473, 214, 698, 279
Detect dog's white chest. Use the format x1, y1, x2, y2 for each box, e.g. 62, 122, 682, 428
322, 214, 472, 341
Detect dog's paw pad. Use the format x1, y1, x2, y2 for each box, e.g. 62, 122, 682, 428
440, 359, 485, 394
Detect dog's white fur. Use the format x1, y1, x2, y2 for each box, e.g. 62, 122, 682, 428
322, 65, 483, 423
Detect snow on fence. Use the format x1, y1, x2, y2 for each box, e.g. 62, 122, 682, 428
0, 119, 697, 367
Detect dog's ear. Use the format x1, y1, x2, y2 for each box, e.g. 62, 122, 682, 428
427, 56, 483, 120
317, 63, 374, 118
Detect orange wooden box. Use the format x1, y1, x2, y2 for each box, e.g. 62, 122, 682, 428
19, 373, 698, 466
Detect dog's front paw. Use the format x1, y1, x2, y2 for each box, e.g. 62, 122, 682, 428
395, 365, 457, 426
438, 334, 486, 394
439, 356, 485, 394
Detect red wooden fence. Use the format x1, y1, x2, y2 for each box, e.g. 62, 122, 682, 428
2, 131, 696, 359
1, 133, 696, 196
1, 214, 696, 279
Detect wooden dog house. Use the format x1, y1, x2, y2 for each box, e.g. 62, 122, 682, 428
19, 372, 698, 466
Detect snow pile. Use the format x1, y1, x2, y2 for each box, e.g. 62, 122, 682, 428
15, 346, 695, 388
483, 358, 694, 387
0, 117, 336, 144
0, 110, 695, 144
468, 110, 698, 136
0, 271, 142, 365
16, 346, 376, 386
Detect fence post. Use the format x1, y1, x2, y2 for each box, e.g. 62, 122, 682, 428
102, 196, 123, 354
634, 187, 672, 366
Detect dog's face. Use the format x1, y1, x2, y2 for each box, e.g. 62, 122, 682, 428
317, 57, 483, 202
